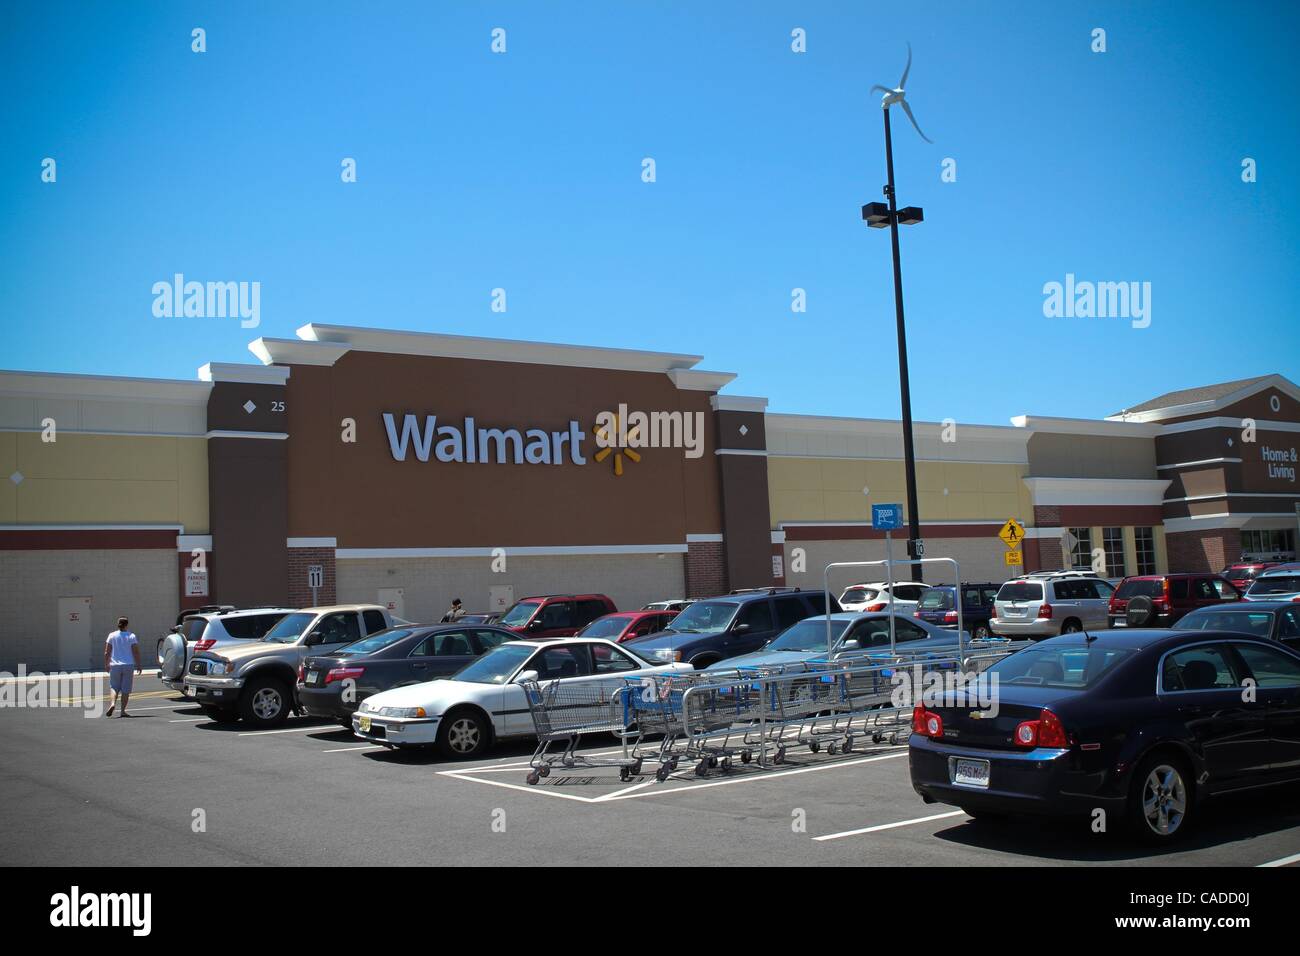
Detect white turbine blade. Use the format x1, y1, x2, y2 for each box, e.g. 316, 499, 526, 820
870, 84, 892, 96
899, 42, 913, 89
900, 99, 933, 143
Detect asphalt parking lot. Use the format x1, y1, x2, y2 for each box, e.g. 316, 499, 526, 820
4, 672, 1300, 868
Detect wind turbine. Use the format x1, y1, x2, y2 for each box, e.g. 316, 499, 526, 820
870, 42, 932, 143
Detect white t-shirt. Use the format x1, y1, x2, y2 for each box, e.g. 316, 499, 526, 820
105, 630, 138, 667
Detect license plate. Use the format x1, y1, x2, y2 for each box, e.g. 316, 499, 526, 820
951, 757, 990, 788
1112, 619, 1127, 627
358, 715, 371, 732
184, 684, 196, 696
306, 670, 320, 685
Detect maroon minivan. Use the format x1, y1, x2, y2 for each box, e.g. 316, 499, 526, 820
495, 594, 618, 638
1107, 574, 1240, 628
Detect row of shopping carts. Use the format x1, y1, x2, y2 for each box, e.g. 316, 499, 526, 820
520, 643, 1026, 786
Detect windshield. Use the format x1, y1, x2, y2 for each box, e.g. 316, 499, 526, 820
262, 612, 315, 644
1222, 568, 1255, 582
1178, 609, 1275, 637
989, 646, 1134, 689
840, 587, 878, 605
1248, 575, 1300, 596
1116, 579, 1164, 599
665, 601, 738, 634
499, 601, 540, 627
453, 643, 536, 684
336, 628, 415, 656
998, 583, 1043, 602
577, 616, 629, 639
917, 590, 954, 610
764, 619, 852, 652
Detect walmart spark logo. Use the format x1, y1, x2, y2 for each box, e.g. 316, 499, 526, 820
593, 412, 641, 477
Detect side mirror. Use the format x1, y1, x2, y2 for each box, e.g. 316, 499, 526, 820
304, 631, 324, 646
516, 669, 539, 684
732, 623, 750, 634
527, 619, 544, 631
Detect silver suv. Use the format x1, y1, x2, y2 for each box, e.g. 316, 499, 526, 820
991, 571, 1115, 639
157, 608, 294, 695
184, 605, 395, 727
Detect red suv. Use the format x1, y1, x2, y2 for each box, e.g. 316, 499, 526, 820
496, 594, 618, 638
1108, 574, 1240, 628
1220, 562, 1279, 594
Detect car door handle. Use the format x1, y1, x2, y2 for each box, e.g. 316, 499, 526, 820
412, 662, 428, 670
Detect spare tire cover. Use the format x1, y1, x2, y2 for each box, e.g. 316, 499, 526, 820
160, 632, 188, 679
1126, 595, 1155, 627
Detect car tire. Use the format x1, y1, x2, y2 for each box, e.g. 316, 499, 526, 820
436, 708, 491, 760
689, 656, 720, 670
200, 705, 239, 724
1127, 752, 1194, 843
338, 718, 354, 730
972, 624, 992, 640
1061, 619, 1083, 634
238, 675, 292, 729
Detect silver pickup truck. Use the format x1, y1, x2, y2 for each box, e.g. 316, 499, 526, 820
184, 604, 395, 728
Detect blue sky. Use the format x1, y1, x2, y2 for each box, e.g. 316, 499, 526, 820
2, 1, 1296, 424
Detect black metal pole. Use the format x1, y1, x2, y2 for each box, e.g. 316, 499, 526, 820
882, 106, 923, 581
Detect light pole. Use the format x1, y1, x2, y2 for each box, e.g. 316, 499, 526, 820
864, 43, 931, 580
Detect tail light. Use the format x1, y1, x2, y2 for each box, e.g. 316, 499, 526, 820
866, 602, 889, 612
1014, 708, 1069, 748
1153, 578, 1172, 612
913, 610, 922, 618
325, 666, 365, 685
195, 639, 216, 652
911, 705, 943, 739
297, 663, 305, 683
1037, 603, 1053, 620
943, 610, 958, 624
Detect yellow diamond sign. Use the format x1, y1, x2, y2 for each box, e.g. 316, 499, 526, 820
998, 519, 1025, 549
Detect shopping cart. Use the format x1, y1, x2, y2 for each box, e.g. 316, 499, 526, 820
521, 678, 641, 785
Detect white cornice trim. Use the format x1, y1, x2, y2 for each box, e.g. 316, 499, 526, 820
199, 362, 291, 385
295, 324, 704, 375
1023, 476, 1171, 506
710, 394, 768, 413
1107, 375, 1300, 423
0, 369, 210, 405
288, 537, 338, 548
178, 534, 213, 552
337, 543, 689, 558
685, 533, 724, 543
667, 369, 738, 392
770, 530, 786, 544
1156, 457, 1242, 470
768, 412, 1024, 443
1009, 415, 1161, 438
1159, 417, 1300, 436
205, 430, 290, 440
1166, 492, 1300, 502
248, 337, 351, 367
714, 448, 768, 457
0, 426, 206, 439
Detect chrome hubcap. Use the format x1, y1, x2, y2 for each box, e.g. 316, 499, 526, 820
252, 687, 282, 720
1142, 765, 1187, 835
448, 718, 480, 752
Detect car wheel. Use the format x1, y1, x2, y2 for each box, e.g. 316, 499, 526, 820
338, 718, 354, 730
436, 709, 490, 760
1061, 619, 1082, 634
1128, 753, 1193, 843
239, 675, 291, 729
200, 705, 239, 724
689, 656, 719, 670
972, 624, 992, 640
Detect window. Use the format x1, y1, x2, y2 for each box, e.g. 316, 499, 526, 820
473, 629, 514, 651
1193, 578, 1219, 601
362, 609, 388, 634
893, 585, 927, 602
1241, 529, 1296, 560
1102, 527, 1125, 577
855, 618, 927, 646
1169, 579, 1189, 600
804, 593, 829, 614
413, 631, 473, 656
533, 646, 585, 680
591, 643, 639, 674
340, 628, 414, 656
1134, 527, 1156, 575
737, 600, 774, 632
774, 597, 807, 629
538, 601, 575, 630
1279, 609, 1300, 646
990, 646, 1133, 689
1210, 578, 1239, 600
1068, 528, 1093, 570
997, 582, 1043, 603
314, 612, 361, 644
575, 600, 610, 627
1232, 643, 1300, 688
1160, 645, 1240, 692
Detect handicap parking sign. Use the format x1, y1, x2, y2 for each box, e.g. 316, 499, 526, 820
871, 503, 904, 531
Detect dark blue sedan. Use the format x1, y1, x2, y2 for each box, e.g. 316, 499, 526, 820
909, 629, 1300, 842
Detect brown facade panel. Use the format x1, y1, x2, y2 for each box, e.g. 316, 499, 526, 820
208, 437, 289, 607
717, 454, 772, 590
0, 530, 177, 550
207, 382, 291, 433
1027, 433, 1157, 479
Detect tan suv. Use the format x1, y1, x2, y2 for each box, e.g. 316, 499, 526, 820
184, 604, 396, 727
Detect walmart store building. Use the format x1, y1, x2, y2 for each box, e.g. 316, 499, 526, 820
2, 323, 1297, 670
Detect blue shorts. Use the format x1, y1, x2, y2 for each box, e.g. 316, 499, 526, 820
110, 665, 135, 695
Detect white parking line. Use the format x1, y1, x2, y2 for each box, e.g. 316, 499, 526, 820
438, 771, 601, 803
322, 745, 383, 753
237, 724, 334, 737
168, 717, 207, 723
813, 809, 966, 841
1258, 851, 1300, 868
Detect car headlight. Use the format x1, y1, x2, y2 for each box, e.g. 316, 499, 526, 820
652, 649, 681, 663
380, 706, 427, 718
359, 700, 376, 713
208, 659, 232, 676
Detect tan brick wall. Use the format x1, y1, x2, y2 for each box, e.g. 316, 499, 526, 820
0, 549, 177, 672
783, 536, 1016, 593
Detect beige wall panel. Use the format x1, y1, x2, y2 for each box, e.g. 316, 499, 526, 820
0, 430, 15, 474
17, 479, 180, 524
177, 439, 210, 534
17, 433, 179, 481
785, 537, 1017, 594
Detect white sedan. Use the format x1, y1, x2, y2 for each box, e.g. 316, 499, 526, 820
352, 637, 692, 758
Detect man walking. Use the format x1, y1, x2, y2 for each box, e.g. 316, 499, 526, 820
104, 617, 141, 718
441, 598, 466, 623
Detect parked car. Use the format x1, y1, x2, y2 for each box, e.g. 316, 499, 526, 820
298, 623, 521, 728
457, 613, 499, 624
1108, 573, 1239, 627
909, 629, 1300, 842
913, 584, 1001, 640
642, 599, 694, 612
184, 604, 397, 727
157, 607, 294, 695
576, 610, 679, 643
1220, 562, 1279, 594
703, 611, 977, 672
496, 594, 617, 637
990, 571, 1114, 639
1177, 601, 1300, 651
351, 637, 693, 758
626, 589, 840, 669
1243, 566, 1300, 602
839, 581, 928, 613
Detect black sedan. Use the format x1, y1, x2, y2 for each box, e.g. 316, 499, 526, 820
297, 624, 520, 727
909, 629, 1300, 842
1176, 600, 1300, 651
